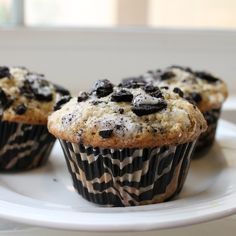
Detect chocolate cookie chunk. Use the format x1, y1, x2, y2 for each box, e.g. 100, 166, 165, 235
0, 88, 13, 109
111, 90, 133, 102
120, 77, 146, 89
0, 66, 10, 79
132, 101, 167, 116
53, 83, 70, 96
93, 79, 113, 98
21, 74, 53, 101
77, 92, 89, 102
173, 87, 184, 98
99, 129, 113, 138
191, 92, 202, 103
143, 85, 163, 98
160, 71, 175, 80
13, 104, 27, 115
195, 71, 219, 83
54, 95, 72, 111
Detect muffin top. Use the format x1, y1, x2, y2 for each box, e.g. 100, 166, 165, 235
48, 79, 207, 148
0, 66, 70, 125
139, 65, 228, 112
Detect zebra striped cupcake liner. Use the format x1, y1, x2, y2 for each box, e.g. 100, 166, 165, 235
195, 108, 221, 153
0, 121, 55, 171
59, 140, 196, 207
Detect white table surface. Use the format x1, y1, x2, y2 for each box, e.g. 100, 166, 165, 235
1, 96, 235, 236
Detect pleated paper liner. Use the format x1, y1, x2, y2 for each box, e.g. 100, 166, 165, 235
194, 108, 221, 154
59, 139, 196, 207
0, 121, 55, 171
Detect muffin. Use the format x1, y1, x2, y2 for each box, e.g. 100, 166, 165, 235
0, 66, 70, 171
48, 79, 207, 207
131, 65, 228, 152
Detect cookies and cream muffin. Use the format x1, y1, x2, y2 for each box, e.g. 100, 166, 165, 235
124, 65, 228, 152
48, 79, 207, 207
0, 66, 70, 171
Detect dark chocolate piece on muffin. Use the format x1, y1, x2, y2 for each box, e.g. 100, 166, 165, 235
119, 76, 146, 89
0, 66, 11, 79
194, 71, 219, 83
111, 90, 133, 102
55, 95, 72, 111
93, 79, 113, 98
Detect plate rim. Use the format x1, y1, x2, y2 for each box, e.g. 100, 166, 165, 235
0, 119, 236, 232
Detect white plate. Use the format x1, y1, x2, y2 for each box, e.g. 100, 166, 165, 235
0, 119, 236, 232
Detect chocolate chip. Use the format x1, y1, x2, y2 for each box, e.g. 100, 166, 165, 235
195, 71, 219, 83
143, 85, 163, 98
111, 90, 133, 102
93, 79, 113, 98
191, 92, 202, 103
160, 71, 175, 80
77, 92, 89, 102
0, 66, 10, 79
54, 95, 72, 111
120, 77, 146, 89
13, 104, 27, 115
53, 83, 70, 96
132, 101, 167, 116
99, 129, 113, 138
173, 87, 184, 97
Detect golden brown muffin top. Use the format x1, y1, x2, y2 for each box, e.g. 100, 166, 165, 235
141, 66, 228, 112
0, 66, 70, 125
48, 79, 207, 148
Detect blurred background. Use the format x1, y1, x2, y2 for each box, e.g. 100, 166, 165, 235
1, 0, 236, 28
0, 0, 235, 94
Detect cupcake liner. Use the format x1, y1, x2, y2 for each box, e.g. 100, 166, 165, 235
195, 108, 221, 153
0, 121, 55, 171
59, 140, 196, 207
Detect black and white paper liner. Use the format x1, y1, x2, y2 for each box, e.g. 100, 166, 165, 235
0, 121, 55, 171
195, 108, 221, 153
59, 140, 196, 207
